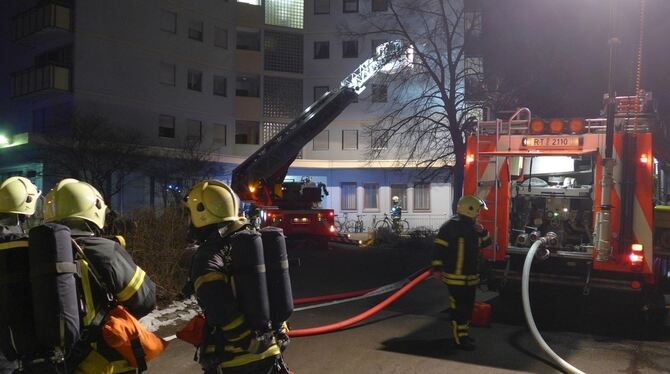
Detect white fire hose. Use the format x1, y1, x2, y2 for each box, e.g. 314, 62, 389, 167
522, 239, 585, 374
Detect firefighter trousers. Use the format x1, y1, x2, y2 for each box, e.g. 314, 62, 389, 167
446, 284, 476, 343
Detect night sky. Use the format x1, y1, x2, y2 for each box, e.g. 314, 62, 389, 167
481, 0, 670, 122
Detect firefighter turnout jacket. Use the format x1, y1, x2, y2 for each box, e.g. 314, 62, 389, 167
74, 235, 156, 373
432, 215, 491, 286
191, 232, 281, 370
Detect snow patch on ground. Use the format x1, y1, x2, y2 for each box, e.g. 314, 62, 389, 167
140, 297, 200, 332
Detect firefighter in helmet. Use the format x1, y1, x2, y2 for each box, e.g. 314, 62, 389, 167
184, 180, 290, 374
431, 195, 491, 351
43, 178, 156, 373
0, 177, 41, 373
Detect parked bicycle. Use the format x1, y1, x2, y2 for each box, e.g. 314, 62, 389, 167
374, 212, 409, 234
335, 213, 366, 233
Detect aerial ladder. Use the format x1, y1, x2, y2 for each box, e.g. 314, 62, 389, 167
231, 40, 409, 244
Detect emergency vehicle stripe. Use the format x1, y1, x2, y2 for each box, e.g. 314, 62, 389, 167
116, 266, 146, 302
194, 272, 228, 292
455, 238, 465, 274
633, 133, 654, 264
80, 260, 96, 326
434, 238, 448, 248
0, 240, 28, 250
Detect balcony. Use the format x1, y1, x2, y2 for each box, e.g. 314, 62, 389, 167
11, 64, 71, 98
12, 2, 73, 43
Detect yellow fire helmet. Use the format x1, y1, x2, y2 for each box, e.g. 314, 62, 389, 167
43, 178, 108, 229
456, 195, 487, 219
0, 176, 41, 215
184, 179, 245, 229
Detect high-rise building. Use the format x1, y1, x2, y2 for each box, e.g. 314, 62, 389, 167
0, 0, 478, 229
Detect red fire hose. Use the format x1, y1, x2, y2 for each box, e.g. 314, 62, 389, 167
288, 269, 432, 337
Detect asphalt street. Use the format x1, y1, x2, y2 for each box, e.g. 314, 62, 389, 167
148, 243, 670, 374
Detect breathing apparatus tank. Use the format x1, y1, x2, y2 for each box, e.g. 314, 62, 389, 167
260, 227, 294, 330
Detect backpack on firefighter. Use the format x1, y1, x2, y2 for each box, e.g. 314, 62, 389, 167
0, 223, 164, 373
177, 226, 293, 360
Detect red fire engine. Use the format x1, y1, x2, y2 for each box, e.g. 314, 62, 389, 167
231, 41, 408, 247
466, 91, 669, 327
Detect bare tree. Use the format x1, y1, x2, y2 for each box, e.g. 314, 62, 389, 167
40, 112, 145, 202
144, 139, 226, 207
346, 0, 495, 211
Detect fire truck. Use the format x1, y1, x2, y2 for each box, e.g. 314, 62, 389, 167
231, 41, 408, 247
466, 91, 670, 326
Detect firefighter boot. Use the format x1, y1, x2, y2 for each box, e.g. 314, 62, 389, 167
455, 336, 476, 351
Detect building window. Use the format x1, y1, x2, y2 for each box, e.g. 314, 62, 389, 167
160, 10, 177, 33
342, 40, 358, 58
363, 183, 379, 210
370, 129, 388, 150
235, 120, 260, 144
314, 41, 330, 59
314, 85, 329, 101
264, 77, 303, 118
264, 30, 303, 74
342, 130, 358, 150
371, 39, 387, 56
314, 0, 330, 14
265, 0, 304, 29
188, 20, 204, 41
313, 130, 329, 150
464, 10, 482, 38
390, 184, 407, 207
371, 84, 387, 102
341, 182, 357, 210
236, 74, 260, 97
343, 0, 358, 13
212, 123, 227, 146
187, 69, 202, 91
186, 119, 202, 142
213, 75, 227, 97
413, 183, 430, 211
214, 27, 228, 49
371, 0, 388, 12
158, 114, 175, 138
236, 27, 261, 51
159, 62, 175, 86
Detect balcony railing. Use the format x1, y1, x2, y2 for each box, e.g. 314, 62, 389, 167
12, 2, 73, 41
11, 64, 71, 98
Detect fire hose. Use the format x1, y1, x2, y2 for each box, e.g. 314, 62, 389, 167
288, 269, 432, 337
523, 239, 585, 374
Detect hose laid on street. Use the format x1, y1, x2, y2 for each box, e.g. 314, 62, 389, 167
522, 240, 585, 374
288, 269, 432, 337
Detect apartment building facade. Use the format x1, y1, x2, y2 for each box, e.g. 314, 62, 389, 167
0, 0, 481, 229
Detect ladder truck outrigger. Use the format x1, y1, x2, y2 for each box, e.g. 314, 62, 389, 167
231, 40, 409, 248
466, 91, 670, 331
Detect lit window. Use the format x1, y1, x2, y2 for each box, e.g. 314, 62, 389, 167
159, 62, 175, 86
188, 20, 204, 41
342, 130, 358, 150
363, 183, 379, 210
158, 115, 175, 138
213, 75, 227, 97
343, 0, 358, 13
160, 10, 176, 33
265, 0, 304, 29
413, 183, 430, 211
341, 182, 357, 210
314, 41, 330, 59
187, 69, 202, 91
342, 40, 358, 58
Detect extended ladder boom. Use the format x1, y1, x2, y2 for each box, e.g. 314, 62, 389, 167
232, 40, 407, 204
